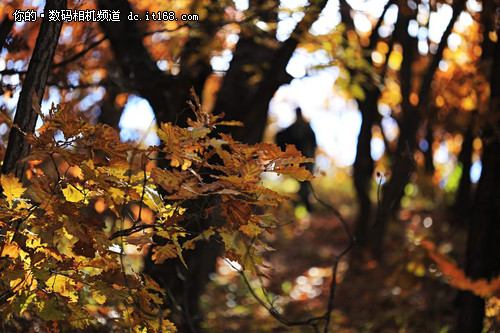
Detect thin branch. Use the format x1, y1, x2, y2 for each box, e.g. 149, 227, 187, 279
49, 152, 61, 181
109, 223, 157, 240
308, 185, 355, 332
228, 181, 360, 332
417, 0, 465, 108
322, 243, 354, 333
229, 260, 325, 330
0, 69, 26, 76
52, 36, 107, 69
368, 0, 395, 50
310, 184, 355, 243
143, 24, 190, 36
137, 166, 148, 224
46, 80, 109, 90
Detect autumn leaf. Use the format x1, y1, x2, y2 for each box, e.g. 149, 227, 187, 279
1, 243, 21, 258
62, 184, 86, 203
1, 173, 26, 206
273, 164, 313, 182
92, 290, 106, 305
239, 223, 262, 237
150, 167, 182, 193
151, 244, 178, 264
46, 275, 78, 303
183, 228, 216, 250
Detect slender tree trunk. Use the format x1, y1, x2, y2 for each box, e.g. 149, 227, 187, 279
368, 5, 416, 258
0, 15, 14, 97
339, 0, 392, 253
451, 115, 475, 227
458, 28, 500, 333
1, 0, 65, 178
353, 88, 378, 244
423, 121, 435, 175
369, 0, 465, 258
0, 14, 14, 53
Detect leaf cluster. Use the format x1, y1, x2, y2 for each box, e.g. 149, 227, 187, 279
0, 97, 312, 331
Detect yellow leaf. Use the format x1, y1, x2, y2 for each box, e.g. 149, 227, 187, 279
62, 184, 85, 203
46, 275, 78, 302
1, 243, 20, 258
92, 290, 106, 305
1, 173, 26, 206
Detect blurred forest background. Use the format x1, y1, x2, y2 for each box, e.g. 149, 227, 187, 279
0, 0, 499, 332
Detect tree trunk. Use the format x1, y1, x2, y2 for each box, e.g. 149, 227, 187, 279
423, 121, 435, 175
451, 115, 475, 227
0, 14, 14, 53
97, 81, 123, 129
368, 5, 417, 259
1, 0, 65, 178
353, 88, 378, 244
369, 0, 465, 258
457, 28, 500, 333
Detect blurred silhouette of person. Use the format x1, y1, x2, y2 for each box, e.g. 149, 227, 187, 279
276, 107, 317, 211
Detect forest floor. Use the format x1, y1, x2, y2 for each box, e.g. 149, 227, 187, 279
201, 204, 464, 332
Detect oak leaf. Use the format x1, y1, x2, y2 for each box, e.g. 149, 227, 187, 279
1, 173, 26, 206
151, 244, 177, 264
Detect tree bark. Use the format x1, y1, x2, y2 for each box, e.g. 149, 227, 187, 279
1, 0, 66, 178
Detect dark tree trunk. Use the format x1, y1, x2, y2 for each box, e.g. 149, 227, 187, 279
368, 5, 417, 259
97, 0, 221, 127
423, 121, 435, 175
0, 14, 14, 52
214, 35, 293, 143
97, 81, 123, 129
457, 28, 500, 333
368, 0, 465, 258
1, 0, 66, 178
451, 116, 475, 227
353, 88, 378, 244
216, 1, 327, 144
338, 0, 393, 251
